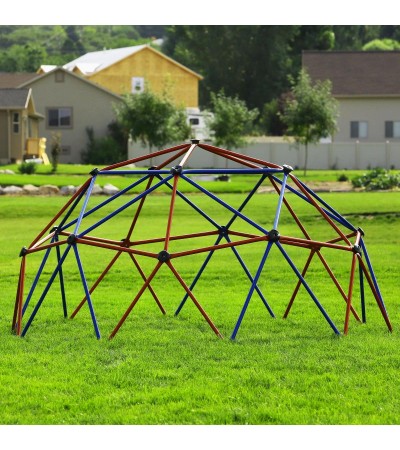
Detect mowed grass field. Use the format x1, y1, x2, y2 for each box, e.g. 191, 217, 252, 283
0, 182, 400, 425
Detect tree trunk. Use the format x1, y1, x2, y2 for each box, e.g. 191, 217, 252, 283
303, 143, 308, 177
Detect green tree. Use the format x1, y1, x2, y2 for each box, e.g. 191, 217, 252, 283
362, 39, 400, 51
163, 25, 297, 110
209, 90, 258, 150
114, 88, 190, 155
280, 69, 338, 176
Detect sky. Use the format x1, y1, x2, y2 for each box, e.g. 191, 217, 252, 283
3, 0, 396, 26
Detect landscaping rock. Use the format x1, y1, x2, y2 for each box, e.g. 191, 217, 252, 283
103, 183, 119, 196
91, 184, 103, 195
38, 184, 60, 195
4, 169, 15, 174
60, 185, 77, 196
23, 184, 40, 195
3, 185, 23, 195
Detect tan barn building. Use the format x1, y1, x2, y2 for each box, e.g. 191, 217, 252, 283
40, 44, 203, 109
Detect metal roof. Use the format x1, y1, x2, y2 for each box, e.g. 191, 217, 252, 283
63, 45, 147, 74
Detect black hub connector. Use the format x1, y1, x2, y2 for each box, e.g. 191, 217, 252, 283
158, 250, 170, 262
67, 234, 77, 245
191, 139, 200, 144
352, 244, 362, 255
90, 168, 99, 176
19, 247, 28, 257
268, 229, 280, 242
282, 164, 294, 174
357, 227, 365, 237
219, 226, 229, 238
148, 166, 157, 171
170, 165, 182, 175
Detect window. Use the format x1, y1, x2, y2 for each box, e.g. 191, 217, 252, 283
12, 112, 20, 133
47, 108, 72, 128
55, 71, 65, 83
131, 77, 144, 93
189, 118, 200, 125
350, 121, 368, 139
385, 121, 400, 139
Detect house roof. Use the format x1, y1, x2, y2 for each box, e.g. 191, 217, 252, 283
302, 51, 400, 97
0, 88, 31, 109
0, 72, 40, 88
19, 67, 123, 101
63, 44, 203, 79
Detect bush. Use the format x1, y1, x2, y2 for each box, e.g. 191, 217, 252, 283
351, 168, 400, 190
82, 126, 127, 165
18, 162, 37, 174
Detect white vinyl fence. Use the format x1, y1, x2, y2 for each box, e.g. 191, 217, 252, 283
128, 140, 400, 170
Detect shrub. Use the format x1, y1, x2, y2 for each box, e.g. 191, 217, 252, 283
18, 162, 37, 174
351, 168, 400, 190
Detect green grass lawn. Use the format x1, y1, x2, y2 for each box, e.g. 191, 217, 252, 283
1, 189, 400, 425
2, 162, 397, 192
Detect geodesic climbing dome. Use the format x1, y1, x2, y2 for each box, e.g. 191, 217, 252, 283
12, 140, 392, 340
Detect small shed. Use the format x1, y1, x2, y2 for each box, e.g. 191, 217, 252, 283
0, 88, 47, 164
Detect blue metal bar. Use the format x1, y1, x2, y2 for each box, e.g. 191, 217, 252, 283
275, 241, 340, 335
155, 174, 221, 230
60, 174, 150, 232
22, 245, 54, 316
181, 174, 270, 235
78, 175, 174, 238
58, 183, 91, 231
183, 168, 283, 175
225, 235, 275, 318
99, 169, 171, 175
225, 175, 267, 229
231, 241, 274, 340
359, 259, 366, 323
294, 176, 356, 231
175, 174, 268, 316
21, 245, 72, 337
273, 172, 288, 230
360, 238, 387, 312
55, 235, 67, 318
73, 175, 97, 235
271, 174, 356, 231
73, 245, 101, 339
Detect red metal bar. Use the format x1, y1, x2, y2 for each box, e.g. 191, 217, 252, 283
129, 253, 166, 314
101, 143, 191, 170
126, 176, 155, 241
109, 261, 163, 339
315, 251, 361, 322
283, 250, 315, 318
29, 179, 91, 248
344, 253, 358, 334
199, 143, 283, 169
164, 175, 179, 251
70, 251, 123, 318
128, 230, 219, 247
75, 237, 158, 259
358, 258, 393, 332
289, 174, 352, 245
24, 239, 69, 255
171, 235, 267, 259
166, 260, 223, 338
12, 256, 26, 335
155, 146, 192, 170
279, 236, 352, 252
